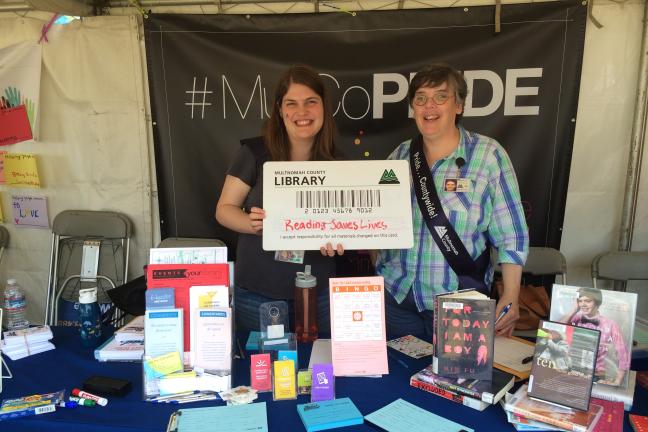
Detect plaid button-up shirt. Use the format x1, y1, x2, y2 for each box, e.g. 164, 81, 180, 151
376, 127, 529, 312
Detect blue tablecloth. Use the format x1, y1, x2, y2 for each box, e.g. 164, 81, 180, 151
1, 327, 646, 431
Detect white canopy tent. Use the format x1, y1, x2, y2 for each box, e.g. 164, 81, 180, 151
0, 0, 646, 324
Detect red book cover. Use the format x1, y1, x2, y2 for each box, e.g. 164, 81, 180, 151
0, 105, 32, 146
409, 375, 488, 411
147, 264, 229, 352
590, 398, 623, 432
630, 414, 648, 432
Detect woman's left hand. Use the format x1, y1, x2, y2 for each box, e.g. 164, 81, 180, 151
320, 243, 344, 257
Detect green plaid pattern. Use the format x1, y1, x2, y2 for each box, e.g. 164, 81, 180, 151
376, 127, 529, 312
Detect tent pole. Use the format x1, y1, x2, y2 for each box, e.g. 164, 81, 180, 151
618, 0, 648, 253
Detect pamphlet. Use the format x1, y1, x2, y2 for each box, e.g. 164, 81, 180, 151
330, 276, 388, 377
144, 308, 184, 358
193, 308, 232, 372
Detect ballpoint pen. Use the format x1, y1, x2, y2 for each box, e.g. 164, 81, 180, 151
495, 303, 512, 324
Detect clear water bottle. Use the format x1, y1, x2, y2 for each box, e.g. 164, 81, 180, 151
3, 279, 29, 330
78, 287, 102, 348
294, 265, 318, 343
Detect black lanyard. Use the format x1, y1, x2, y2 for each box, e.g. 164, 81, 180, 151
409, 135, 490, 294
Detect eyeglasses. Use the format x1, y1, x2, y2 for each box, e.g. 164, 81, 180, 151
413, 92, 454, 106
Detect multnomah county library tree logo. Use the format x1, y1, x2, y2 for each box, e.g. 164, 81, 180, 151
378, 169, 399, 184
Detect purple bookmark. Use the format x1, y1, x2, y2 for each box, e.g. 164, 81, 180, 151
311, 363, 334, 402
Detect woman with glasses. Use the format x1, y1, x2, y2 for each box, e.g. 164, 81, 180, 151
374, 63, 529, 338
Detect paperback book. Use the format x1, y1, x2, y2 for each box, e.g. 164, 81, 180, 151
549, 284, 636, 389
433, 289, 495, 380
409, 373, 489, 411
414, 364, 514, 404
590, 370, 636, 411
505, 384, 603, 432
528, 321, 599, 411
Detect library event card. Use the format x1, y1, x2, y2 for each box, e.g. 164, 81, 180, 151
330, 276, 388, 377
262, 160, 413, 250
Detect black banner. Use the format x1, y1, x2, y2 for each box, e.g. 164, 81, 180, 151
144, 2, 586, 256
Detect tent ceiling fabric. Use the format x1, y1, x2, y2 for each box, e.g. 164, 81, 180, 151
0, 0, 560, 15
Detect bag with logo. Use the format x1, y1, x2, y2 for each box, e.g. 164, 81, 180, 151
495, 279, 550, 331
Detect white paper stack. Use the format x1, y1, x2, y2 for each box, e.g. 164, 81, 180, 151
114, 315, 145, 343
94, 336, 144, 362
1, 325, 55, 360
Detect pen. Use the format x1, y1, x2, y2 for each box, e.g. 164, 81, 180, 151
522, 356, 533, 364
237, 338, 246, 359
148, 391, 199, 402
495, 303, 512, 324
166, 394, 219, 404
387, 350, 409, 369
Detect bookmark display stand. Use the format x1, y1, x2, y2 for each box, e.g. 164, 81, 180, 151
259, 301, 295, 357
260, 333, 297, 358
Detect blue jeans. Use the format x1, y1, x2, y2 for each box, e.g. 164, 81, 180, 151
234, 285, 331, 337
384, 288, 434, 339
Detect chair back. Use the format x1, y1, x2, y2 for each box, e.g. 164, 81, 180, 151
493, 246, 567, 283
592, 251, 648, 288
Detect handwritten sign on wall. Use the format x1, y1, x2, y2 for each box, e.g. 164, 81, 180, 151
4, 153, 40, 188
0, 151, 6, 184
12, 194, 49, 228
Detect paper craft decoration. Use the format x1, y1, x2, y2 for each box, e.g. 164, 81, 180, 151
4, 153, 40, 188
0, 106, 32, 146
0, 42, 42, 141
12, 195, 48, 227
0, 151, 6, 183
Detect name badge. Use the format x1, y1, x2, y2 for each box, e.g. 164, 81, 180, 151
445, 178, 471, 193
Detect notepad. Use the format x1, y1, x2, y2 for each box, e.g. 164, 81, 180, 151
166, 402, 268, 432
297, 398, 363, 432
365, 399, 473, 432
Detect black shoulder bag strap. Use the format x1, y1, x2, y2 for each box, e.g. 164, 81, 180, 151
409, 135, 490, 294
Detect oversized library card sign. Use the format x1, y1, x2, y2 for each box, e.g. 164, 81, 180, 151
262, 160, 413, 250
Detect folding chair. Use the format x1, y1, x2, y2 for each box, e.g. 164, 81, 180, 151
0, 225, 8, 263
591, 251, 648, 291
0, 228, 13, 392
1, 309, 14, 394
492, 246, 567, 283
45, 210, 132, 326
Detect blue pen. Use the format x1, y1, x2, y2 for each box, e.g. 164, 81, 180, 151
387, 350, 409, 369
495, 302, 513, 324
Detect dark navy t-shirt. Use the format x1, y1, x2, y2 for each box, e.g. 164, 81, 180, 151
227, 138, 335, 299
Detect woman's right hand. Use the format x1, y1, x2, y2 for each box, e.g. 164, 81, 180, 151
249, 207, 266, 234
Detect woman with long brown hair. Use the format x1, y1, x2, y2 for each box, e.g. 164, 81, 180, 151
216, 64, 342, 334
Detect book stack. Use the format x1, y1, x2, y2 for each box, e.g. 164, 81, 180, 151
410, 289, 504, 411
550, 285, 639, 411
503, 384, 604, 432
1, 326, 55, 360
502, 320, 603, 431
410, 365, 514, 411
94, 316, 145, 362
